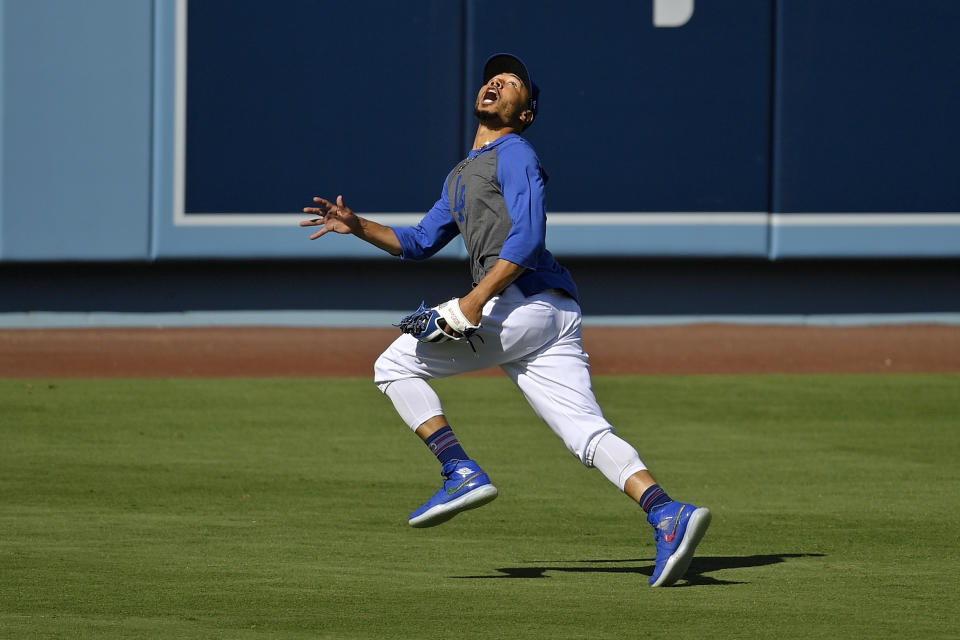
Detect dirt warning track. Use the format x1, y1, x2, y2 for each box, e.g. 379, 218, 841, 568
1, 324, 958, 377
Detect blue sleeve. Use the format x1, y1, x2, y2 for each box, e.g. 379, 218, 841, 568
392, 173, 460, 261
496, 142, 546, 269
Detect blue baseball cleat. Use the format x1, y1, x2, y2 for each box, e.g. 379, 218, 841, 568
409, 459, 498, 528
647, 501, 712, 587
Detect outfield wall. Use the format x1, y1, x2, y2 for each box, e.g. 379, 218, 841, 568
1, 0, 958, 267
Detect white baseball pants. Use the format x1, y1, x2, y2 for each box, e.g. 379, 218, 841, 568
374, 285, 647, 486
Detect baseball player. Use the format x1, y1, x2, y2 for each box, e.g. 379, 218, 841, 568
301, 53, 711, 587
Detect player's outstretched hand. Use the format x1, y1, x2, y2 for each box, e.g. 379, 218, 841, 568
301, 195, 360, 240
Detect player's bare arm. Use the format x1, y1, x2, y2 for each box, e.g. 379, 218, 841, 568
458, 258, 526, 325
301, 194, 402, 256
431, 259, 525, 339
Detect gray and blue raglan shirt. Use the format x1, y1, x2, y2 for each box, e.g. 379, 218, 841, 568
392, 134, 579, 302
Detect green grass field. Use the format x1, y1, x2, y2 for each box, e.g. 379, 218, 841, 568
1, 374, 958, 639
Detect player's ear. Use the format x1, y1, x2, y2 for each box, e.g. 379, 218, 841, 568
519, 109, 534, 128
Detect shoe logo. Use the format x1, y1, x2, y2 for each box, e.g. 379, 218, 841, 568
447, 472, 482, 494
660, 505, 686, 543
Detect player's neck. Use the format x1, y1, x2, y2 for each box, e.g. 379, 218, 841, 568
472, 125, 518, 151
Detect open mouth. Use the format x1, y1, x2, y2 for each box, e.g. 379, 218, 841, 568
481, 88, 499, 105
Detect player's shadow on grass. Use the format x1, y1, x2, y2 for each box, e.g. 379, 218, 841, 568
453, 553, 824, 586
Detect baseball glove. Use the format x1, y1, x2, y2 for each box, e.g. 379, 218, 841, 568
395, 298, 481, 344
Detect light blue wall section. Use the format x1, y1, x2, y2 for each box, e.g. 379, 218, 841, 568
0, 1, 5, 257
545, 221, 769, 258
771, 219, 960, 259
0, 0, 153, 260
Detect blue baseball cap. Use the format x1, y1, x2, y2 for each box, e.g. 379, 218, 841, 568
483, 53, 539, 122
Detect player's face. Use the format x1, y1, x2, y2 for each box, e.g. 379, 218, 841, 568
474, 73, 533, 129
